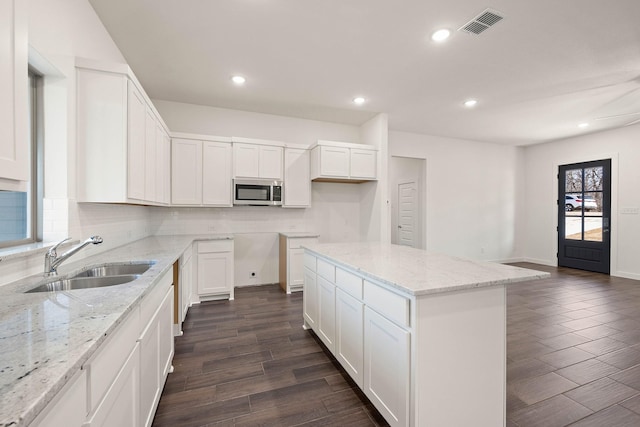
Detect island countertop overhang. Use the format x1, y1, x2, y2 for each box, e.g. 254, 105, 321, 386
302, 242, 550, 296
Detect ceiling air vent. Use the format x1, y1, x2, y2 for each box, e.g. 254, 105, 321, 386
459, 9, 504, 35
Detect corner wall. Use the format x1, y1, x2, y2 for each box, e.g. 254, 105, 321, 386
522, 124, 640, 279
389, 130, 524, 262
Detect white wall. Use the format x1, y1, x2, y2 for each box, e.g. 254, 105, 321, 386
0, 0, 156, 285
389, 130, 524, 262
522, 123, 640, 279
153, 100, 370, 284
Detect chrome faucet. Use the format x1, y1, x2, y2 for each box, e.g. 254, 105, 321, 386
44, 236, 104, 276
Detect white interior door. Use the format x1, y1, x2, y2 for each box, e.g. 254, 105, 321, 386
397, 182, 416, 247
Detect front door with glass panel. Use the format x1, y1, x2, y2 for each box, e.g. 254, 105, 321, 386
558, 159, 611, 274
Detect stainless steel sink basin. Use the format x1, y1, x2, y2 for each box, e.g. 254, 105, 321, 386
71, 262, 154, 278
26, 275, 140, 293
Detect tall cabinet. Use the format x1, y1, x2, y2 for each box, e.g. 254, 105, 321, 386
0, 0, 28, 182
76, 59, 170, 205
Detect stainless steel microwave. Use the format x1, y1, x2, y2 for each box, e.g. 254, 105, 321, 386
233, 179, 283, 206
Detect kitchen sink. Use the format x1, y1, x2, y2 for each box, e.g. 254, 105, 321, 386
71, 262, 155, 278
26, 274, 140, 293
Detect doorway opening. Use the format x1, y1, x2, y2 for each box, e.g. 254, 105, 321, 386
389, 156, 426, 249
558, 159, 611, 274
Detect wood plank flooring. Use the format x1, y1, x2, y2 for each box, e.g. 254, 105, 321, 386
153, 264, 640, 426
152, 285, 388, 427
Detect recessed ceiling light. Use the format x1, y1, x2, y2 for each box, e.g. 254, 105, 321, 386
231, 75, 246, 85
431, 29, 451, 42
464, 99, 478, 108
353, 97, 366, 105
578, 122, 589, 129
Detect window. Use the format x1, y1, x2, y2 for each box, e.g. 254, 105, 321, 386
0, 70, 43, 248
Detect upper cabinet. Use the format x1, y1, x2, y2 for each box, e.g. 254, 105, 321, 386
232, 137, 284, 180
0, 0, 28, 182
171, 134, 232, 207
76, 59, 170, 205
310, 140, 377, 183
283, 146, 311, 208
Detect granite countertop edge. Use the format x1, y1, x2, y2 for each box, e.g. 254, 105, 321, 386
303, 243, 551, 296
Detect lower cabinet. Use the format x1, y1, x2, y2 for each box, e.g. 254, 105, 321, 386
302, 266, 317, 329
30, 271, 175, 427
303, 252, 410, 427
178, 244, 193, 328
83, 344, 140, 427
363, 307, 410, 427
196, 240, 234, 300
335, 288, 364, 388
317, 275, 336, 352
279, 235, 318, 294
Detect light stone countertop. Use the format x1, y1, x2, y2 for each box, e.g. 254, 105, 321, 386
303, 242, 550, 296
0, 234, 232, 427
278, 231, 320, 238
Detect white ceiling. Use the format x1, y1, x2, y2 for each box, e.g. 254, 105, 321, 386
88, 0, 640, 146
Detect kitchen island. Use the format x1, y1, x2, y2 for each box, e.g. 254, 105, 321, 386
302, 242, 549, 427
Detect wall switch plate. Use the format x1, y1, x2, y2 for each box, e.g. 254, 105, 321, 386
620, 207, 640, 215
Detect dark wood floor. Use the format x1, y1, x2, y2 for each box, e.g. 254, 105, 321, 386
152, 285, 388, 427
507, 263, 640, 426
153, 264, 640, 427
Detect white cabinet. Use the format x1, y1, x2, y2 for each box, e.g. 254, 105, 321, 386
317, 275, 337, 353
283, 148, 311, 208
302, 252, 409, 427
179, 244, 194, 326
203, 140, 232, 205
76, 60, 170, 205
30, 370, 87, 427
364, 307, 410, 427
196, 240, 235, 300
0, 0, 28, 182
83, 344, 140, 427
350, 148, 377, 180
336, 288, 364, 388
171, 138, 202, 205
232, 139, 284, 180
139, 286, 174, 427
279, 235, 318, 293
310, 140, 377, 183
171, 136, 232, 207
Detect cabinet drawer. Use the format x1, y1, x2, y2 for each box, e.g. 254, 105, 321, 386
288, 237, 317, 250
140, 270, 172, 331
85, 306, 140, 411
317, 258, 335, 282
198, 240, 233, 253
364, 281, 410, 328
303, 253, 316, 272
336, 268, 363, 299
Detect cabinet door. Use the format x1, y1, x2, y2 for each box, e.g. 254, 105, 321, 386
180, 255, 192, 322
364, 307, 409, 427
203, 141, 232, 206
139, 311, 160, 427
303, 267, 317, 329
154, 123, 169, 205
233, 143, 260, 178
350, 149, 377, 179
197, 251, 233, 296
283, 148, 310, 207
317, 275, 336, 353
159, 287, 175, 379
161, 130, 171, 204
127, 82, 146, 201
30, 370, 87, 427
0, 0, 28, 181
336, 289, 364, 388
320, 146, 350, 177
258, 145, 283, 180
84, 344, 140, 427
171, 138, 202, 205
289, 247, 305, 288
144, 108, 157, 203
